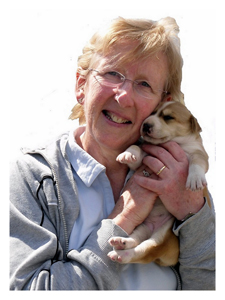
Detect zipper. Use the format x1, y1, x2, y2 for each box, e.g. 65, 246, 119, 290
26, 149, 69, 256
170, 266, 182, 290
51, 163, 69, 255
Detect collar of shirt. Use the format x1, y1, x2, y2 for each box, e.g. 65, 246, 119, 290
66, 128, 106, 187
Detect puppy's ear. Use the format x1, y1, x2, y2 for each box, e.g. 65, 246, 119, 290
190, 115, 202, 133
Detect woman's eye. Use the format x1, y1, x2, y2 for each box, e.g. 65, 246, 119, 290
104, 71, 122, 83
107, 71, 120, 77
138, 81, 151, 89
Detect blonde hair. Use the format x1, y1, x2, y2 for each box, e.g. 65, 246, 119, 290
70, 16, 184, 124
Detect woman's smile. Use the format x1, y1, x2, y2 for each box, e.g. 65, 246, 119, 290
102, 110, 132, 125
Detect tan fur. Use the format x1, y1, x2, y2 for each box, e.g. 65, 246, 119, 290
129, 219, 179, 266
108, 101, 210, 266
143, 229, 179, 266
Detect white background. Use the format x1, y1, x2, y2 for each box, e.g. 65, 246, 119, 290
5, 0, 223, 295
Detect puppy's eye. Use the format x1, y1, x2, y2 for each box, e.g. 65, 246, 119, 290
163, 115, 174, 121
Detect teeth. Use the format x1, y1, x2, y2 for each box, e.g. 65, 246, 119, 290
105, 111, 131, 124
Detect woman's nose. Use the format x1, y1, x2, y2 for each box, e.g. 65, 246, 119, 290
113, 81, 134, 107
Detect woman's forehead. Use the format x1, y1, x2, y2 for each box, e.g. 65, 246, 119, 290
93, 50, 169, 76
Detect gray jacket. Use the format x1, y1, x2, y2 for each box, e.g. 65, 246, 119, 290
10, 132, 215, 290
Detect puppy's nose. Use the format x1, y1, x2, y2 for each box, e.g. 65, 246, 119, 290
143, 123, 153, 133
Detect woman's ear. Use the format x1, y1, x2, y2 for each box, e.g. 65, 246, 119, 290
164, 94, 172, 102
75, 71, 86, 104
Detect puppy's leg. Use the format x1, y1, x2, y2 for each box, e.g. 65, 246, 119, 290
116, 145, 147, 170
186, 146, 209, 190
186, 164, 207, 190
108, 223, 151, 250
108, 239, 155, 264
108, 219, 178, 266
126, 228, 179, 266
153, 230, 179, 267
108, 233, 178, 265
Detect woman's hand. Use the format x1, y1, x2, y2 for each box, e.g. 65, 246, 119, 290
108, 170, 158, 235
134, 141, 205, 220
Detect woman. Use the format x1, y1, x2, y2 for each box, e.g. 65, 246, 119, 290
10, 16, 215, 290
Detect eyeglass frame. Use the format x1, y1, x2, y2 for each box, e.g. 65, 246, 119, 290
87, 68, 168, 99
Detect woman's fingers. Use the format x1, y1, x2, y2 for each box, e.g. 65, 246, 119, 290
134, 172, 163, 196
141, 142, 189, 182
142, 155, 168, 178
142, 141, 188, 166
160, 141, 188, 163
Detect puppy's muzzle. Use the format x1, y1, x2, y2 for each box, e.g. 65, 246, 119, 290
142, 123, 153, 134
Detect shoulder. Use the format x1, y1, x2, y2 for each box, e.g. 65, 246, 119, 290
10, 132, 70, 185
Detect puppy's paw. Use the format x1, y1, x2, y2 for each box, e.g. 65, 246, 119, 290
107, 250, 124, 263
109, 236, 137, 250
186, 164, 207, 191
109, 237, 127, 250
116, 151, 137, 165
116, 145, 147, 170
107, 249, 134, 264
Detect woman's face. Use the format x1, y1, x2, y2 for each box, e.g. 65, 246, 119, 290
79, 46, 169, 154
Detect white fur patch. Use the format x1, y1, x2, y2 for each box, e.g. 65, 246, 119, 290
186, 164, 207, 190
116, 145, 147, 170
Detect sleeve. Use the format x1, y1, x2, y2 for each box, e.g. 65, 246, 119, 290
173, 196, 215, 290
10, 158, 128, 290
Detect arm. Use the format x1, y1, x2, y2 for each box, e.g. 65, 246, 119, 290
134, 142, 215, 290
173, 196, 215, 290
108, 173, 158, 235
10, 157, 128, 290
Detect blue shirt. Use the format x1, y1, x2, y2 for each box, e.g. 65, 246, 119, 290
66, 127, 177, 290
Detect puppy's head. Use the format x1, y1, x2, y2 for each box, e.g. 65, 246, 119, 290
140, 101, 201, 144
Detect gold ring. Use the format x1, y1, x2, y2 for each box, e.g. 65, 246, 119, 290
156, 165, 166, 176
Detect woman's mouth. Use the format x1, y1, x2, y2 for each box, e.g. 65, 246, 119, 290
103, 110, 132, 124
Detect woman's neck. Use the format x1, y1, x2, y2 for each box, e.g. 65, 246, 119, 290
77, 129, 129, 201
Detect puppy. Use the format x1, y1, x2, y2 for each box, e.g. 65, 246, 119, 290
107, 101, 209, 266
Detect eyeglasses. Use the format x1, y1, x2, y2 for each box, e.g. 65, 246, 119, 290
88, 69, 168, 99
